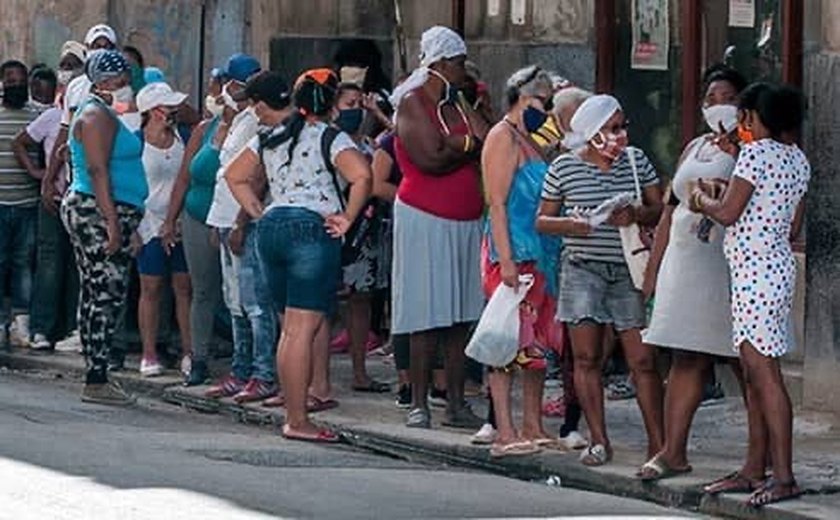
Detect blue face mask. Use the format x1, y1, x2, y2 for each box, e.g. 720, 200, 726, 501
523, 106, 549, 133
335, 108, 364, 134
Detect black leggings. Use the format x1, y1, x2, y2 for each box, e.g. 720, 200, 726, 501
393, 333, 444, 372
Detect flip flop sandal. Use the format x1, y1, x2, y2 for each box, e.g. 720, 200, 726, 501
282, 426, 341, 444
406, 407, 431, 429
580, 444, 612, 466
352, 380, 391, 393
531, 437, 569, 452
747, 479, 802, 508
704, 471, 766, 495
261, 394, 285, 408
306, 395, 339, 413
638, 455, 693, 482
489, 441, 542, 458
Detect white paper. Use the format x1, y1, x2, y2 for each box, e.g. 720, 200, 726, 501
631, 0, 670, 71
511, 0, 526, 25
569, 193, 636, 228
728, 0, 755, 28
487, 0, 501, 17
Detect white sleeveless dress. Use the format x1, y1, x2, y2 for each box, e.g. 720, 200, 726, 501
643, 137, 736, 356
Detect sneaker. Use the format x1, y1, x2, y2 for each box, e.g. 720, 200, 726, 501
329, 329, 350, 354
700, 382, 725, 406
8, 315, 30, 348
205, 375, 247, 398
139, 358, 164, 378
55, 330, 81, 352
184, 359, 209, 387
365, 331, 383, 352
81, 381, 136, 406
471, 423, 497, 445
442, 403, 484, 430
395, 384, 412, 409
30, 334, 53, 351
108, 349, 126, 372
429, 388, 448, 408
180, 354, 192, 378
560, 430, 588, 450
233, 378, 278, 403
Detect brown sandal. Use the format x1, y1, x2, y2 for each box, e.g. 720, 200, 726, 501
747, 479, 802, 508
704, 471, 766, 495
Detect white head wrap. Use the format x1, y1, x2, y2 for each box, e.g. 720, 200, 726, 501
390, 26, 467, 111
60, 41, 87, 64
562, 94, 622, 151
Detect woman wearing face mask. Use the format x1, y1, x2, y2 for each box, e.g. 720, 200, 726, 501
536, 94, 664, 466
689, 83, 809, 508
131, 82, 192, 378
330, 82, 390, 393
476, 65, 563, 457
226, 69, 372, 442
61, 49, 148, 405
638, 66, 748, 481
160, 67, 230, 386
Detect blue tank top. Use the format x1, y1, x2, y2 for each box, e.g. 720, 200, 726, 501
184, 116, 222, 223
486, 159, 562, 295
69, 97, 148, 208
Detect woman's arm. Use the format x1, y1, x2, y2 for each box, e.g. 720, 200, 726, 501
224, 147, 264, 220
690, 176, 754, 226
482, 125, 518, 287
333, 148, 373, 223
535, 199, 592, 236
396, 92, 471, 174
161, 120, 211, 248
78, 107, 120, 253
371, 148, 397, 202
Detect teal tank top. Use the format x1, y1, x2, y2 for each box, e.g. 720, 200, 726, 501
68, 97, 148, 208
485, 159, 562, 296
184, 116, 222, 223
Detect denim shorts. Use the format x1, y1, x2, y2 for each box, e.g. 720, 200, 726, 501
137, 238, 188, 276
557, 253, 645, 331
257, 206, 341, 314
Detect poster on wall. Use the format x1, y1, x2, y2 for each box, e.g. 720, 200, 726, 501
728, 0, 756, 28
631, 0, 670, 71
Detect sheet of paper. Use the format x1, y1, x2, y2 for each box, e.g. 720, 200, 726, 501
728, 0, 755, 28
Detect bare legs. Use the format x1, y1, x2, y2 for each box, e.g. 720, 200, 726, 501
619, 329, 664, 458
139, 273, 193, 367
347, 292, 373, 388
278, 308, 328, 436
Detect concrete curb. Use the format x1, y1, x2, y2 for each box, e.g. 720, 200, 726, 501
0, 349, 832, 520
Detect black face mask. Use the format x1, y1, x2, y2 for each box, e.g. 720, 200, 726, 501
2, 85, 28, 109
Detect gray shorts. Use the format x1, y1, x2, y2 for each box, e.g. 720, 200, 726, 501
557, 254, 646, 331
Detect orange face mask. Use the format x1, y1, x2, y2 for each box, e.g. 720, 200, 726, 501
737, 123, 754, 145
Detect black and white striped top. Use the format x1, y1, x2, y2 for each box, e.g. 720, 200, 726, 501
542, 147, 659, 264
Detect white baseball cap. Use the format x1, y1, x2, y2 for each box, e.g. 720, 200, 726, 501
84, 24, 118, 47
136, 82, 187, 113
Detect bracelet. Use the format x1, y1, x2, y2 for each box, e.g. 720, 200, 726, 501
692, 191, 705, 210
463, 134, 472, 153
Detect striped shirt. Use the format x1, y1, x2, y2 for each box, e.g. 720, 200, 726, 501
0, 107, 39, 206
542, 147, 659, 264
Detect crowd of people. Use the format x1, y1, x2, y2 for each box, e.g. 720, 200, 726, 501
0, 21, 810, 508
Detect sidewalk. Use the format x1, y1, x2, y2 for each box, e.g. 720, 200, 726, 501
2, 343, 840, 520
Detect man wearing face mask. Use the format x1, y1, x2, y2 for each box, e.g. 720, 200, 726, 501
11, 42, 87, 350
389, 26, 490, 429
537, 94, 664, 468
203, 54, 280, 403
0, 60, 39, 348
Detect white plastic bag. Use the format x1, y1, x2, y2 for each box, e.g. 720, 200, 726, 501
619, 147, 651, 290
465, 274, 535, 368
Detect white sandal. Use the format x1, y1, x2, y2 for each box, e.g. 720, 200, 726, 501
579, 444, 611, 466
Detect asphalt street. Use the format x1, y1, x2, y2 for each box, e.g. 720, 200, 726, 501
0, 369, 702, 519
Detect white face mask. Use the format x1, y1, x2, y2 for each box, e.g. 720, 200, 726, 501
57, 70, 79, 86
221, 83, 240, 111
702, 104, 738, 134
110, 85, 134, 105
205, 94, 224, 117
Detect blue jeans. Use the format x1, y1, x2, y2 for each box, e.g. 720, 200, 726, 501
0, 205, 36, 324
31, 204, 78, 340
219, 225, 277, 382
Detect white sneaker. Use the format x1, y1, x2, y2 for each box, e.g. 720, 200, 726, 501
139, 358, 164, 378
31, 333, 52, 350
561, 430, 588, 450
180, 354, 192, 378
470, 423, 497, 445
9, 315, 30, 347
55, 330, 82, 352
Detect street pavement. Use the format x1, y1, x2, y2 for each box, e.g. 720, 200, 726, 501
0, 370, 696, 520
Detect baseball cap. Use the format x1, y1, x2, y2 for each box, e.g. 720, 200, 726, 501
144, 66, 165, 84
223, 53, 261, 85
136, 82, 187, 113
242, 71, 291, 109
84, 24, 118, 47
60, 41, 86, 63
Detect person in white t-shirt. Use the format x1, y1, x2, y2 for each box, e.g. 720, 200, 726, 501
131, 82, 192, 379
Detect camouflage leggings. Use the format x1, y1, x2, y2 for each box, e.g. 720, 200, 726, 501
61, 191, 142, 382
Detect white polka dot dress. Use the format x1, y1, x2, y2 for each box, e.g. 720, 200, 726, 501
723, 139, 810, 357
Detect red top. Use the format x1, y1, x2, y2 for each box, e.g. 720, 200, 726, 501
395, 89, 483, 221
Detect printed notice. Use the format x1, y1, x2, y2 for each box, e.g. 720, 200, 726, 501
729, 0, 755, 28
631, 0, 670, 71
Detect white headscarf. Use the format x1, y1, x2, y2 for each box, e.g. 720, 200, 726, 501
562, 94, 622, 151
390, 26, 467, 111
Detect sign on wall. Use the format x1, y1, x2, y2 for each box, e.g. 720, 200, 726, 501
729, 0, 756, 28
631, 0, 670, 71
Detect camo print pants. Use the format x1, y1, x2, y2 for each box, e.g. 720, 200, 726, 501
61, 191, 142, 383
